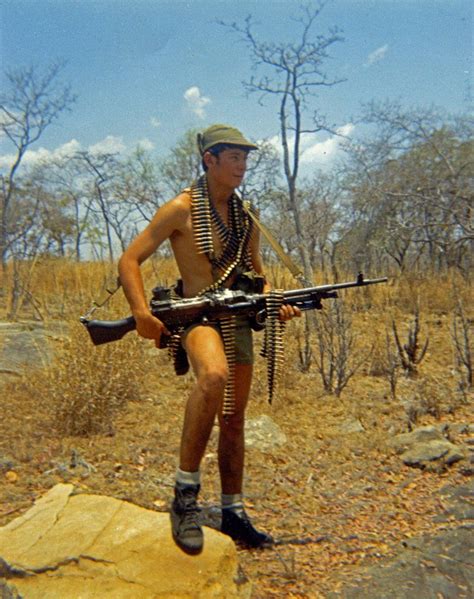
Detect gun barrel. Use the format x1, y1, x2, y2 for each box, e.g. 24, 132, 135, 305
283, 276, 388, 300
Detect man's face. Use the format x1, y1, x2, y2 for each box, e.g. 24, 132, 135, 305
206, 147, 249, 189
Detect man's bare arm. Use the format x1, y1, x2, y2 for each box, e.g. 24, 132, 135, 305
118, 197, 188, 344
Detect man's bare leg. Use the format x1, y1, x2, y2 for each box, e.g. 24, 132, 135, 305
179, 325, 228, 471
217, 363, 252, 494
170, 325, 228, 554
218, 362, 273, 548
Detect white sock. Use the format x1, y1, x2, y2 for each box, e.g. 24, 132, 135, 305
176, 468, 200, 487
221, 493, 245, 516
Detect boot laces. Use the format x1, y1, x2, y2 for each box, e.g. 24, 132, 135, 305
178, 488, 201, 530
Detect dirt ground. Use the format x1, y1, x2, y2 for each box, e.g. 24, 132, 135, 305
1, 315, 472, 598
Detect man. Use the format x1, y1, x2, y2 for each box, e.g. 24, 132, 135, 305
118, 124, 300, 554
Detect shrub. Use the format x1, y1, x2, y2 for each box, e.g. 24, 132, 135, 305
28, 323, 150, 436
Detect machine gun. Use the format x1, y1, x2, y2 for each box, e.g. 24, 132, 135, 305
80, 274, 388, 347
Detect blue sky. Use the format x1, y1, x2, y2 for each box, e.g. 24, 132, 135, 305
0, 0, 472, 171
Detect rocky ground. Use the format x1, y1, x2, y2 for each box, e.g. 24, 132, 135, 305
325, 481, 473, 599
0, 321, 473, 598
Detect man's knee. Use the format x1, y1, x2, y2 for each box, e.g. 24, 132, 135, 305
219, 411, 245, 439
197, 366, 228, 397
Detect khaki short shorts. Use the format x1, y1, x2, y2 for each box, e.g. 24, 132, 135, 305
181, 316, 254, 364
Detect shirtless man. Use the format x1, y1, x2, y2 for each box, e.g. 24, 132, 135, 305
118, 124, 300, 554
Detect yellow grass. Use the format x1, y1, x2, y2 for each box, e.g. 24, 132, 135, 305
3, 258, 470, 430
2, 257, 470, 318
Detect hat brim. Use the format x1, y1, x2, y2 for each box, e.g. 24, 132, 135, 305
204, 140, 258, 154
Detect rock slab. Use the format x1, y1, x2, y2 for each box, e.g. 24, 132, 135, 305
390, 425, 466, 468
0, 322, 67, 376
0, 484, 250, 599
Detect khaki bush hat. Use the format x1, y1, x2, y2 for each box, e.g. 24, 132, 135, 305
197, 124, 258, 155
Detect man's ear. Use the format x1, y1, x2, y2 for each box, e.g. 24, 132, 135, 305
203, 151, 216, 169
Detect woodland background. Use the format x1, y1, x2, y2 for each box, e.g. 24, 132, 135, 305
0, 4, 472, 597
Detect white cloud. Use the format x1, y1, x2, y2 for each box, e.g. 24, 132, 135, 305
0, 139, 82, 170
183, 86, 211, 119
136, 138, 155, 151
88, 135, 126, 156
150, 117, 161, 128
266, 134, 280, 150
365, 44, 389, 67
0, 152, 22, 170
335, 123, 354, 138
301, 124, 354, 164
265, 124, 355, 166
56, 139, 82, 158
0, 135, 131, 172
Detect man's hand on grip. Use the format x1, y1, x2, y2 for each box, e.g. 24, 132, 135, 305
134, 311, 170, 347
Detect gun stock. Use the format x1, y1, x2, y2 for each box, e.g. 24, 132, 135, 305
80, 316, 136, 346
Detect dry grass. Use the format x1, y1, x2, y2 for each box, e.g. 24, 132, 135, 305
1, 258, 471, 442
0, 256, 180, 320
0, 259, 472, 597
22, 325, 154, 436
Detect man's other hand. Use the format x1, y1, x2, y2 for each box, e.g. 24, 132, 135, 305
278, 304, 302, 321
263, 284, 302, 322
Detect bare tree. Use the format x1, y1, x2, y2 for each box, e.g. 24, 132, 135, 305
0, 62, 76, 265
34, 156, 95, 261
341, 102, 474, 274
240, 139, 281, 207
222, 3, 344, 282
222, 1, 344, 369
299, 174, 341, 274
159, 128, 202, 196
260, 188, 300, 262
78, 152, 119, 262
5, 176, 63, 318
34, 146, 162, 261
115, 146, 163, 223
392, 305, 429, 377
312, 298, 366, 396
384, 331, 402, 400
74, 151, 147, 259
451, 297, 473, 400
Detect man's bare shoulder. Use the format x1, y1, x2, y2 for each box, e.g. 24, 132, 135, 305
148, 191, 192, 229
170, 190, 192, 213
158, 191, 192, 221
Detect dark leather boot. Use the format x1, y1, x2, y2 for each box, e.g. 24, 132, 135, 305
221, 508, 273, 548
170, 484, 203, 554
